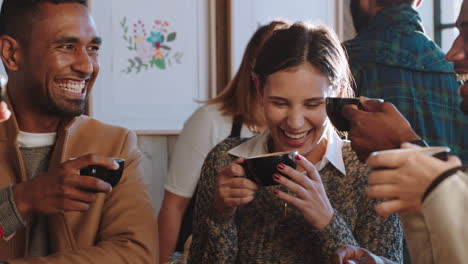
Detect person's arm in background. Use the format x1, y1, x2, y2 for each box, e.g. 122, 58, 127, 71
158, 191, 191, 263
158, 106, 223, 263
342, 99, 421, 162
0, 102, 11, 122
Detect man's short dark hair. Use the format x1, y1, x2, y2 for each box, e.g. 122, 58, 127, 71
0, 0, 87, 44
376, 0, 417, 6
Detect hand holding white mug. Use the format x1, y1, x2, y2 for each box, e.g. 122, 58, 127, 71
366, 143, 462, 218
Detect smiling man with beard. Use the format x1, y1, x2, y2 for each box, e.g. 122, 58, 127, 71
0, 0, 157, 263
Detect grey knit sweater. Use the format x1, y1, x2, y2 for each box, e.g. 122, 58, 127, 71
188, 137, 403, 264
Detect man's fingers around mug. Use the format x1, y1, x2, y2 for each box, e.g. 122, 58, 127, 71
366, 184, 400, 200
366, 151, 407, 169
368, 170, 399, 185
71, 175, 112, 193
359, 96, 384, 112
64, 154, 119, 171
374, 199, 409, 219
342, 103, 362, 121
445, 155, 462, 167
62, 199, 93, 212
58, 184, 97, 203
400, 142, 421, 149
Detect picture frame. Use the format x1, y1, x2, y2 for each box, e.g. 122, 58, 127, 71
88, 0, 214, 134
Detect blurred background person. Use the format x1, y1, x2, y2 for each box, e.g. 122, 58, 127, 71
345, 0, 468, 163
157, 20, 288, 264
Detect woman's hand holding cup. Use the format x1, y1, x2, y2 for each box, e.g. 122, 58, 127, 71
213, 157, 259, 217
273, 154, 335, 229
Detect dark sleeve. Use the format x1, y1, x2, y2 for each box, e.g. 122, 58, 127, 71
188, 139, 241, 264
423, 165, 468, 202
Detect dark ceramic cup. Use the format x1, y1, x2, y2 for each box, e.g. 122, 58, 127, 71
80, 158, 125, 187
243, 151, 298, 187
326, 97, 385, 132
325, 97, 363, 132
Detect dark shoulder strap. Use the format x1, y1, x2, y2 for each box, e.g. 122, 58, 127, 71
229, 115, 243, 138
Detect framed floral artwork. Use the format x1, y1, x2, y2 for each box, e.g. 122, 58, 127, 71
89, 0, 213, 134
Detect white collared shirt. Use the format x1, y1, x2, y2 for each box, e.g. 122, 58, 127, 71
228, 124, 347, 175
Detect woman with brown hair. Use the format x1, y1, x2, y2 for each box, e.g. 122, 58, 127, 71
158, 20, 288, 263
188, 22, 403, 263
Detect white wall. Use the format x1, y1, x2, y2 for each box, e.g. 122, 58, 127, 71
418, 0, 435, 39
440, 0, 463, 52
230, 0, 336, 77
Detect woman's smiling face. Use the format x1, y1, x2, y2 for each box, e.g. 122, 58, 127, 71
260, 62, 332, 156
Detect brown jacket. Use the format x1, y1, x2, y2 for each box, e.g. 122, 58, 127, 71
0, 97, 158, 263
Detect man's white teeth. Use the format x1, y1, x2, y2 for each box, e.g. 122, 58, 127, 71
284, 130, 308, 139
456, 73, 468, 82
57, 81, 85, 94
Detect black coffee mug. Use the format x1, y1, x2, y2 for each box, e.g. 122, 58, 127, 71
242, 151, 297, 187
80, 158, 125, 187
326, 97, 386, 132
325, 97, 364, 132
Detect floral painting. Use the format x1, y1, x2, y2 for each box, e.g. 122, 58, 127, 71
120, 17, 183, 73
